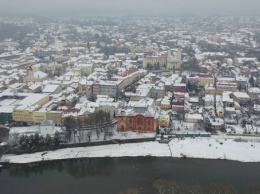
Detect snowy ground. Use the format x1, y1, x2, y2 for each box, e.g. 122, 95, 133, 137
1, 135, 260, 164
70, 126, 156, 143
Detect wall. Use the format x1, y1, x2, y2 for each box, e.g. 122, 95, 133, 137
117, 115, 155, 132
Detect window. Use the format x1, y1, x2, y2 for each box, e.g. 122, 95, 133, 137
137, 117, 143, 125
148, 120, 151, 125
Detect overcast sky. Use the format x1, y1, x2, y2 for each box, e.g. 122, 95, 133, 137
0, 0, 259, 16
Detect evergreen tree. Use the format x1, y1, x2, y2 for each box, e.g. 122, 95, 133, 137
45, 134, 52, 147
204, 117, 212, 132
249, 75, 255, 87
53, 132, 60, 147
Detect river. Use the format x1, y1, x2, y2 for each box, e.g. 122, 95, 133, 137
0, 157, 260, 194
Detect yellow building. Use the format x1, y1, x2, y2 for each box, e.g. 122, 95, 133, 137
167, 50, 182, 70
31, 63, 44, 72
159, 114, 170, 128
13, 109, 62, 125
33, 111, 47, 123
13, 107, 34, 123
12, 93, 50, 124
184, 113, 203, 123
46, 111, 62, 125
161, 97, 171, 109
78, 80, 93, 97
143, 56, 167, 69
204, 84, 216, 95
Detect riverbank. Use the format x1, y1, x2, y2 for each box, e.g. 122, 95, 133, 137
1, 135, 260, 164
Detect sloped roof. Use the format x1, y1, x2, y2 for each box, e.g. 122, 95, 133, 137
40, 120, 55, 126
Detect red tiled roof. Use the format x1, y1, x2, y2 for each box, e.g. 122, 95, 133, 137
171, 101, 184, 106
118, 67, 138, 77
62, 109, 80, 113
175, 88, 186, 93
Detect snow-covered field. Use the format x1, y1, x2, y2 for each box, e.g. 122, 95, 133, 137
1, 135, 260, 164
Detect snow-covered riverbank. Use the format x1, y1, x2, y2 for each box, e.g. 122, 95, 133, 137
1, 135, 260, 164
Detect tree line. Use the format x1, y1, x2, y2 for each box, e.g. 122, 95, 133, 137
118, 179, 260, 194
63, 110, 114, 143
16, 132, 61, 151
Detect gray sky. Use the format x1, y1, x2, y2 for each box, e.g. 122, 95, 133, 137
0, 0, 259, 16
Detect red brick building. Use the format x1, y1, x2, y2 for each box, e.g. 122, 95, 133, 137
117, 114, 156, 132
171, 100, 185, 113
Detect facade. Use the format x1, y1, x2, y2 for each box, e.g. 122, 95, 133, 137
96, 102, 119, 118
28, 83, 42, 93
46, 111, 62, 125
33, 111, 47, 123
116, 67, 141, 89
0, 112, 13, 124
187, 74, 214, 87
161, 97, 171, 110
172, 100, 185, 113
235, 75, 247, 90
42, 84, 63, 94
78, 80, 93, 97
150, 86, 165, 99
184, 113, 203, 123
167, 50, 182, 70
12, 94, 50, 124
117, 104, 158, 132
23, 71, 48, 83
31, 63, 44, 72
13, 107, 34, 123
93, 80, 123, 98
216, 82, 237, 95
117, 114, 156, 132
231, 92, 250, 105
143, 50, 181, 70
205, 84, 216, 95
0, 92, 48, 124
39, 120, 55, 137
143, 56, 167, 69
159, 114, 170, 128
248, 87, 260, 100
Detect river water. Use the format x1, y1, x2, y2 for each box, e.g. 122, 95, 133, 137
0, 157, 260, 194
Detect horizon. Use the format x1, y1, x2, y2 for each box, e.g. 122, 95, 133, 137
0, 0, 259, 17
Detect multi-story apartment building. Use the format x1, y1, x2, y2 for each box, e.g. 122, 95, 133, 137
78, 79, 94, 97
216, 82, 237, 95
205, 84, 216, 95
92, 80, 123, 99
231, 92, 251, 105
12, 93, 51, 124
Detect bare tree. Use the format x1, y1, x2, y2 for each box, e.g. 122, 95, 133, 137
153, 179, 167, 194
189, 183, 205, 194
167, 180, 179, 194
86, 130, 92, 142
63, 116, 77, 142
119, 187, 141, 194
